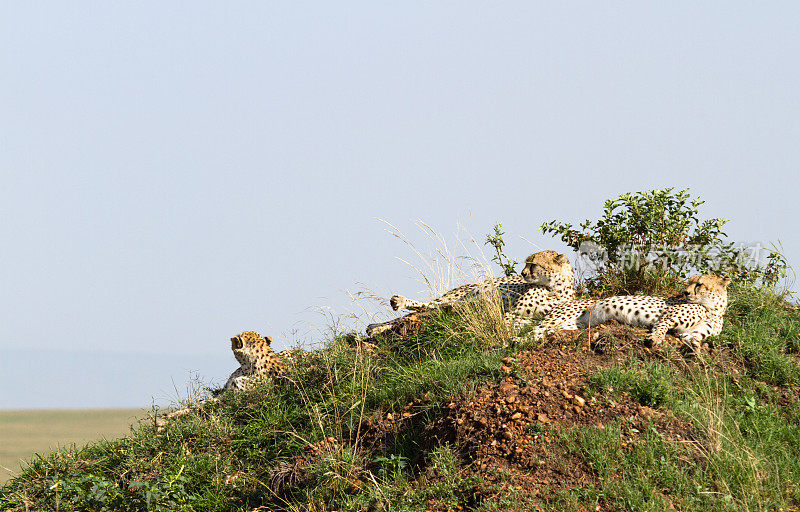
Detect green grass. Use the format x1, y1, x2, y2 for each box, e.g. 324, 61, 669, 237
0, 409, 144, 484
588, 359, 677, 408
1, 286, 799, 511
0, 311, 510, 511
721, 284, 800, 385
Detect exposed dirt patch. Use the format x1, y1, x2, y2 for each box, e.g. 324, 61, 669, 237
354, 324, 697, 509
423, 341, 693, 508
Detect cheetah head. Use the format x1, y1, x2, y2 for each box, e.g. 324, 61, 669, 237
231, 331, 274, 369
683, 274, 731, 312
520, 250, 573, 286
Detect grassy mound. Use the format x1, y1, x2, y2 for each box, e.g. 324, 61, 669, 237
2, 285, 799, 511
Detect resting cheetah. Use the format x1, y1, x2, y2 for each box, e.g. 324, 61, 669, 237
225, 331, 287, 390
156, 331, 286, 430
366, 250, 576, 336
531, 275, 731, 350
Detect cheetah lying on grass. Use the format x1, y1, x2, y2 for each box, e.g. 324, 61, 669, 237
156, 331, 286, 429
529, 275, 731, 350
366, 250, 577, 336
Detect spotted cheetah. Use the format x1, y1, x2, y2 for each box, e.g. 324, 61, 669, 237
366, 250, 576, 336
224, 331, 287, 390
522, 298, 597, 339
156, 331, 286, 430
587, 274, 731, 349
530, 275, 731, 350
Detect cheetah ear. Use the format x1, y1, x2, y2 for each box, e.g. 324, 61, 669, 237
555, 253, 569, 265
265, 336, 274, 345
722, 278, 731, 288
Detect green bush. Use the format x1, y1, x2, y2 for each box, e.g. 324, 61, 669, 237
540, 188, 790, 294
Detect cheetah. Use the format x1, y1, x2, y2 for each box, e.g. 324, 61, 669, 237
224, 331, 287, 390
523, 298, 598, 339
530, 275, 731, 350
156, 331, 286, 430
366, 250, 576, 336
586, 274, 731, 349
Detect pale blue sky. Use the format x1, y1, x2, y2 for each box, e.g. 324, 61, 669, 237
2, 3, 798, 407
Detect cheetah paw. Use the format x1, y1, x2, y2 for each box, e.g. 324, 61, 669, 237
389, 295, 407, 311
678, 335, 703, 354
644, 335, 664, 348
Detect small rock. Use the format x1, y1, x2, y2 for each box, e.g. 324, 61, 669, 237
536, 413, 550, 423
638, 406, 656, 419
572, 395, 586, 407
511, 412, 522, 420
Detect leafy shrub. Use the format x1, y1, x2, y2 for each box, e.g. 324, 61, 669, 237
540, 188, 790, 294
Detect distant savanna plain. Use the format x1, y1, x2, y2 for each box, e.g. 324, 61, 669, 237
0, 409, 143, 483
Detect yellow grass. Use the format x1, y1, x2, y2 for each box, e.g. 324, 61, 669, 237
0, 408, 145, 483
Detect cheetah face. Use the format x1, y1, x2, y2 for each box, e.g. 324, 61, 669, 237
683, 274, 731, 310
520, 250, 571, 285
231, 331, 273, 368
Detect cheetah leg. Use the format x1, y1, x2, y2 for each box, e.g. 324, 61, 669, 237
230, 375, 255, 391
366, 319, 398, 337
530, 317, 565, 341
391, 283, 483, 312
680, 320, 720, 352
648, 317, 677, 347
677, 333, 703, 352
223, 367, 245, 391
390, 294, 467, 312
368, 294, 438, 336
389, 295, 433, 312
156, 395, 220, 431
504, 311, 536, 332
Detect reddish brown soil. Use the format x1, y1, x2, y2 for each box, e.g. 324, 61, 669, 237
356, 323, 697, 510
425, 340, 692, 509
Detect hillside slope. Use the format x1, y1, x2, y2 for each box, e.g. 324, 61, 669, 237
1, 285, 799, 512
